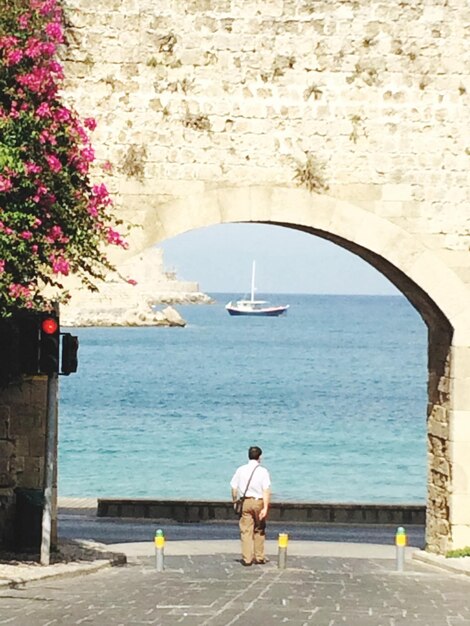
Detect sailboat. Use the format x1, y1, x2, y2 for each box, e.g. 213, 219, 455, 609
225, 261, 289, 317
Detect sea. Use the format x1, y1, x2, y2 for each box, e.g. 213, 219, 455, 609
59, 294, 428, 505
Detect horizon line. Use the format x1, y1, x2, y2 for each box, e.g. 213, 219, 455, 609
204, 291, 404, 297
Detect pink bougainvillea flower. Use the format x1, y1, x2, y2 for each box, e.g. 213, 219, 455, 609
25, 37, 43, 59
0, 35, 18, 49
83, 117, 97, 131
9, 283, 33, 301
45, 153, 62, 172
50, 225, 63, 238
18, 13, 31, 29
92, 183, 111, 201
32, 182, 48, 203
8, 105, 19, 120
72, 122, 88, 144
81, 146, 95, 163
38, 0, 59, 16
54, 107, 70, 122
17, 67, 50, 93
40, 41, 56, 57
49, 254, 69, 276
25, 162, 42, 175
106, 228, 128, 248
45, 21, 64, 43
0, 176, 13, 193
43, 225, 69, 244
75, 159, 89, 175
0, 0, 126, 317
39, 129, 57, 145
36, 102, 51, 118
0, 222, 14, 236
48, 60, 63, 78
6, 48, 24, 65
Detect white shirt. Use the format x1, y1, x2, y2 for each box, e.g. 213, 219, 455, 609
230, 460, 271, 499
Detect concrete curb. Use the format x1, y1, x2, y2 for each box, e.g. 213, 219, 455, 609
0, 543, 126, 589
412, 550, 470, 577
0, 559, 116, 589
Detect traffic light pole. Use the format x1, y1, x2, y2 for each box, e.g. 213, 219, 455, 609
40, 372, 58, 566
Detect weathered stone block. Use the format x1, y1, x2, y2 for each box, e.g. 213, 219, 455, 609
14, 436, 30, 457
29, 435, 46, 457
19, 457, 43, 489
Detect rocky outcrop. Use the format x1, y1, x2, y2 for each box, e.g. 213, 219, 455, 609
61, 303, 187, 327
59, 248, 214, 327
150, 292, 214, 305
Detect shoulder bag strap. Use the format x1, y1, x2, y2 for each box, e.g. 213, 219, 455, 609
241, 464, 259, 501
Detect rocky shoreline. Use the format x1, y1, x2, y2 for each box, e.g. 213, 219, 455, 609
61, 293, 215, 328
60, 245, 216, 327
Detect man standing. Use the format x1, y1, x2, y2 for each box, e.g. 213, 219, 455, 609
230, 446, 271, 566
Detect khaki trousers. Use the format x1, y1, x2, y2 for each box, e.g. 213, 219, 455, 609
239, 498, 266, 564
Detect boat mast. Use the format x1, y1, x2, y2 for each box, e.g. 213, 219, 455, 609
251, 260, 256, 302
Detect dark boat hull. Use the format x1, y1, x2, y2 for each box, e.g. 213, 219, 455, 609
226, 306, 288, 317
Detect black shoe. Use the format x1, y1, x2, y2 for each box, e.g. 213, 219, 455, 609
241, 560, 253, 566
254, 559, 268, 564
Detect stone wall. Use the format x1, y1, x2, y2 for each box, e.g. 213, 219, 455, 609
98, 498, 426, 525
61, 0, 469, 261
426, 324, 453, 553
0, 378, 56, 549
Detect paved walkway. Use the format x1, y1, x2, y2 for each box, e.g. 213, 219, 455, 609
0, 498, 469, 624
1, 548, 470, 625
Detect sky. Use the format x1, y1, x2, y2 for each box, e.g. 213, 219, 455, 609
158, 223, 400, 296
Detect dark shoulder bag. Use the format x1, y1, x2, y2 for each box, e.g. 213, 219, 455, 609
233, 465, 259, 517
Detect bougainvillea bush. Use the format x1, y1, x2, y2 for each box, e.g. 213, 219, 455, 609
0, 0, 126, 316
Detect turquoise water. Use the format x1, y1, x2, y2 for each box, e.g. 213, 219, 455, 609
59, 294, 428, 504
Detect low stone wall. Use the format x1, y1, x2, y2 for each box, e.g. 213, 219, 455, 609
97, 499, 425, 525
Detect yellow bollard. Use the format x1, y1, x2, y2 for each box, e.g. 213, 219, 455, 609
155, 529, 165, 571
278, 533, 289, 569
395, 526, 406, 572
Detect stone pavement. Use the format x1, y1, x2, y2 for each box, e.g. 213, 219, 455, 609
0, 499, 469, 624
1, 547, 470, 625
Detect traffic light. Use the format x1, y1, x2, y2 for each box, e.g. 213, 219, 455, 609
1, 310, 78, 379
39, 313, 60, 375
61, 333, 79, 375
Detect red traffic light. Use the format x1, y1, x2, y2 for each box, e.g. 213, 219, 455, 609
41, 317, 58, 335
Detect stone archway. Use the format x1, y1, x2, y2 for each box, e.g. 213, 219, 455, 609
123, 184, 470, 554
2, 0, 469, 555
55, 0, 470, 554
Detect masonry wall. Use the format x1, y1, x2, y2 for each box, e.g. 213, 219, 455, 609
0, 378, 56, 550
62, 0, 470, 263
